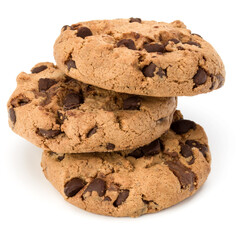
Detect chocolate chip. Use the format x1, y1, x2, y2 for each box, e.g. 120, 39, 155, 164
134, 33, 140, 40
180, 143, 195, 164
185, 140, 208, 157
156, 68, 165, 78
31, 65, 48, 74
83, 178, 106, 197
113, 190, 129, 207
38, 78, 57, 92
117, 39, 136, 50
144, 43, 165, 53
37, 129, 62, 138
166, 160, 196, 191
216, 74, 225, 88
129, 18, 142, 23
40, 86, 58, 107
180, 144, 193, 158
86, 126, 98, 138
177, 46, 185, 50
142, 139, 161, 156
64, 178, 86, 197
104, 196, 112, 201
123, 96, 141, 110
62, 25, 70, 31
56, 111, 66, 124
209, 80, 216, 90
168, 38, 180, 44
106, 143, 115, 150
193, 67, 208, 86
128, 148, 144, 159
65, 59, 76, 71
9, 108, 16, 124
76, 27, 92, 38
192, 33, 202, 38
57, 154, 65, 161
63, 92, 83, 110
70, 24, 80, 30
142, 63, 156, 77
184, 41, 201, 48
108, 183, 120, 191
171, 120, 196, 135
11, 96, 30, 107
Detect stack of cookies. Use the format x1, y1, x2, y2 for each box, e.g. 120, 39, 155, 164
7, 18, 225, 217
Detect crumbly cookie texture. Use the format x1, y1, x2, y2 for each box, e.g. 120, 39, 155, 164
41, 111, 211, 217
7, 62, 176, 153
54, 18, 225, 97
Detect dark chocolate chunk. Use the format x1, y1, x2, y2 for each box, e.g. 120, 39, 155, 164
129, 18, 142, 23
171, 120, 196, 135
123, 96, 141, 110
134, 33, 140, 40
180, 143, 193, 158
113, 190, 129, 207
180, 143, 195, 164
38, 78, 57, 92
86, 126, 98, 138
191, 33, 202, 38
168, 38, 180, 44
166, 160, 196, 191
37, 129, 62, 138
142, 139, 161, 156
117, 39, 136, 50
39, 86, 58, 107
31, 65, 48, 74
104, 196, 112, 201
193, 67, 208, 86
106, 143, 115, 150
76, 27, 92, 38
56, 111, 66, 125
128, 148, 144, 159
156, 68, 165, 78
57, 154, 65, 161
64, 178, 86, 197
216, 74, 225, 88
184, 41, 201, 48
177, 46, 185, 50
9, 108, 16, 124
11, 96, 30, 107
185, 140, 208, 157
142, 63, 156, 77
65, 59, 76, 71
144, 43, 165, 53
63, 92, 83, 110
62, 25, 70, 31
83, 178, 106, 197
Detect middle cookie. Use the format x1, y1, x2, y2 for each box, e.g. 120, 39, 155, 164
8, 62, 177, 153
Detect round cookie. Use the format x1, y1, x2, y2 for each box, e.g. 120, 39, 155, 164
7, 62, 177, 153
54, 18, 225, 97
41, 112, 211, 217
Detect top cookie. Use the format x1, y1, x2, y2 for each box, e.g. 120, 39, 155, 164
54, 18, 225, 97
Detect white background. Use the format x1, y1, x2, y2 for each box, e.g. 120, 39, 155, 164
0, 0, 239, 239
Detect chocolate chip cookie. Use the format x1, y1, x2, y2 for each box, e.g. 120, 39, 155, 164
7, 62, 177, 153
41, 111, 211, 217
54, 18, 225, 97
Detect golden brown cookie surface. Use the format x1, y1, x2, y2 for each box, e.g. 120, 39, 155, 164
41, 112, 211, 217
54, 18, 225, 97
7, 62, 176, 153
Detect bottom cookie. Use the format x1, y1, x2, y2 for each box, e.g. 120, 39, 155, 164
41, 111, 211, 217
